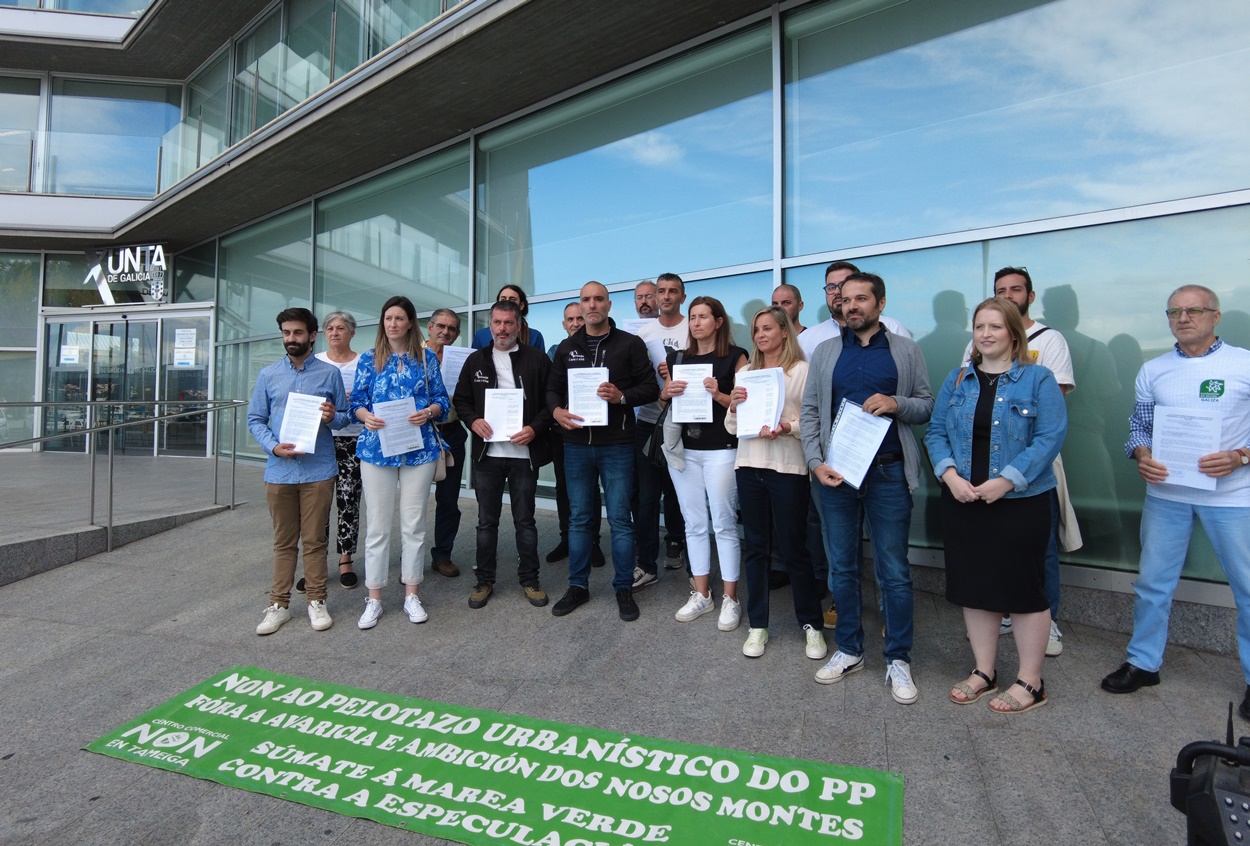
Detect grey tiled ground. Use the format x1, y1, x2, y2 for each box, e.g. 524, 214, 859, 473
0, 455, 1242, 844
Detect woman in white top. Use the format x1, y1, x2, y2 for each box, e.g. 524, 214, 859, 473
313, 311, 362, 589
726, 306, 826, 660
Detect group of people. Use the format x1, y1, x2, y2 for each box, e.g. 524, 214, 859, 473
247, 265, 1250, 717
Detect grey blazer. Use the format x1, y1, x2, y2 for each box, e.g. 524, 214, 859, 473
800, 326, 934, 491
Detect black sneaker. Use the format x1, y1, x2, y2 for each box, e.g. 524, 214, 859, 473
295, 577, 307, 594
590, 544, 606, 568
664, 540, 683, 568
468, 582, 494, 609
551, 586, 590, 617
1240, 685, 1250, 721
616, 589, 640, 622
545, 539, 568, 563
769, 570, 790, 590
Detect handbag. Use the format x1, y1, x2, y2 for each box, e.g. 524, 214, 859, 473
419, 354, 452, 482
642, 351, 682, 467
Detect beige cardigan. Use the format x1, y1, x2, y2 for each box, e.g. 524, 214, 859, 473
724, 360, 809, 476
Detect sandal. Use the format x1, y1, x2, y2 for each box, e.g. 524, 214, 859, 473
989, 678, 1046, 713
339, 561, 358, 589
949, 668, 998, 705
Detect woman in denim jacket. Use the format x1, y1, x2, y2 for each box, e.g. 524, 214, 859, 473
925, 297, 1067, 713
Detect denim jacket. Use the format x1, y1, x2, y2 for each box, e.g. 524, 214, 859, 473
924, 361, 1067, 498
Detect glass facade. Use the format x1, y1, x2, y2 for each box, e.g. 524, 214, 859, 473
0, 76, 40, 194
217, 205, 313, 341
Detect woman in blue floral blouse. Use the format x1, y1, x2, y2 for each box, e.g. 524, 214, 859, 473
350, 295, 450, 630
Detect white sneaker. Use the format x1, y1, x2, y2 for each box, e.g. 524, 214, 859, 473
885, 659, 919, 704
675, 591, 715, 622
256, 603, 291, 636
632, 566, 658, 589
742, 628, 768, 657
803, 624, 828, 660
307, 600, 333, 631
718, 596, 741, 631
814, 650, 864, 684
1046, 620, 1064, 657
999, 616, 1013, 636
357, 598, 383, 629
404, 593, 428, 624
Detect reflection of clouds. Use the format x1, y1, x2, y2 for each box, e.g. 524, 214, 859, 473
787, 0, 1250, 250
608, 132, 684, 167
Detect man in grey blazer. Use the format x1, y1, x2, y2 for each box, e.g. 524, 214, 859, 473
801, 272, 934, 705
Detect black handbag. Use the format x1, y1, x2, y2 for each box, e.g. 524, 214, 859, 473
642, 351, 682, 467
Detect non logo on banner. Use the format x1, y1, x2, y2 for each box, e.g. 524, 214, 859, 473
86, 667, 902, 845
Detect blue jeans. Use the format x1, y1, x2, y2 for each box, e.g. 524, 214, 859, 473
739, 467, 822, 630
472, 455, 540, 586
430, 421, 467, 561
814, 461, 914, 664
565, 443, 635, 592
1127, 496, 1250, 681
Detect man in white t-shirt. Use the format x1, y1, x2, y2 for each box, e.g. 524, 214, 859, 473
452, 300, 554, 611
1101, 285, 1250, 716
798, 261, 911, 360
960, 267, 1076, 657
632, 272, 690, 588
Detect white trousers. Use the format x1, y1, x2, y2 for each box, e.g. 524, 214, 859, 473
668, 448, 740, 582
361, 461, 437, 589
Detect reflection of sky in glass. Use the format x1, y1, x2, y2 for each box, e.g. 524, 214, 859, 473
786, 0, 1250, 256
479, 35, 772, 297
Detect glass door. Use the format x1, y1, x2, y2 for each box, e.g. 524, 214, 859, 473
42, 320, 91, 452
160, 315, 211, 455
92, 320, 159, 454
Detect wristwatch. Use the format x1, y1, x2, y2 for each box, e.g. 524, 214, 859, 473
618, 394, 627, 405
1237, 447, 1250, 466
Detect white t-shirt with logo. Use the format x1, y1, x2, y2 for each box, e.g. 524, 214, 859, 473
487, 346, 529, 460
635, 317, 689, 424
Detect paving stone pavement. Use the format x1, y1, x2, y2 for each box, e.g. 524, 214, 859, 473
0, 455, 1239, 845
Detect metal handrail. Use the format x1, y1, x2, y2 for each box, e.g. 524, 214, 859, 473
0, 399, 247, 552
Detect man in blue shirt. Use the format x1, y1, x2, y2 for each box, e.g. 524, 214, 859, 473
248, 307, 349, 636
801, 273, 934, 705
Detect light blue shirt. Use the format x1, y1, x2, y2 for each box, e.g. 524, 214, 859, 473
248, 355, 350, 484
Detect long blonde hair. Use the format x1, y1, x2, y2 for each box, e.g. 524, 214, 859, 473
372, 295, 425, 366
969, 297, 1030, 367
748, 306, 805, 373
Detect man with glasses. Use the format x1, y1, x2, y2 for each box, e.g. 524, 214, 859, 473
961, 267, 1076, 657
1102, 285, 1250, 717
632, 272, 690, 588
426, 308, 468, 579
634, 280, 658, 320
799, 261, 911, 359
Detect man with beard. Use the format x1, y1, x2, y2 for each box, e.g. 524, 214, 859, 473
634, 280, 658, 319
249, 307, 349, 636
799, 261, 911, 359
802, 273, 933, 705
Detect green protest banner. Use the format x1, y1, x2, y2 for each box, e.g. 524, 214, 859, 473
86, 667, 902, 845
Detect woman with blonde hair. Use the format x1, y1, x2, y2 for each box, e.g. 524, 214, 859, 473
350, 296, 450, 629
924, 297, 1067, 712
727, 306, 825, 659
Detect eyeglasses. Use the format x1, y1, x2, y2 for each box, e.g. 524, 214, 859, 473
634, 294, 656, 302
823, 283, 843, 293
429, 322, 460, 333
1165, 307, 1217, 321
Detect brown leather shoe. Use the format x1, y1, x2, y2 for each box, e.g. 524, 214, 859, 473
432, 559, 460, 578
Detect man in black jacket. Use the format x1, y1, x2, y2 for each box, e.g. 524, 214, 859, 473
453, 300, 553, 610
548, 281, 660, 621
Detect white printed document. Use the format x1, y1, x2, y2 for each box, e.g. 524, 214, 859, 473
374, 396, 425, 457
279, 392, 325, 454
1152, 406, 1222, 491
620, 319, 650, 336
568, 368, 609, 427
484, 389, 524, 441
734, 368, 785, 438
438, 345, 472, 393
825, 399, 892, 489
670, 364, 714, 423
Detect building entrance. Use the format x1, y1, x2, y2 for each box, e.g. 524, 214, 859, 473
40, 309, 213, 455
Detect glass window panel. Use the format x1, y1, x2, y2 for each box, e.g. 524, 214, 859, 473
477, 28, 772, 300
367, 0, 440, 57
285, 0, 335, 103
0, 76, 40, 193
218, 205, 312, 341
44, 0, 153, 16
784, 0, 1250, 256
215, 338, 284, 458
46, 79, 180, 197
333, 0, 368, 80
231, 10, 286, 144
43, 319, 90, 452
173, 241, 217, 303
0, 350, 37, 446
187, 52, 230, 168
0, 252, 40, 347
315, 147, 470, 325
43, 253, 101, 308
